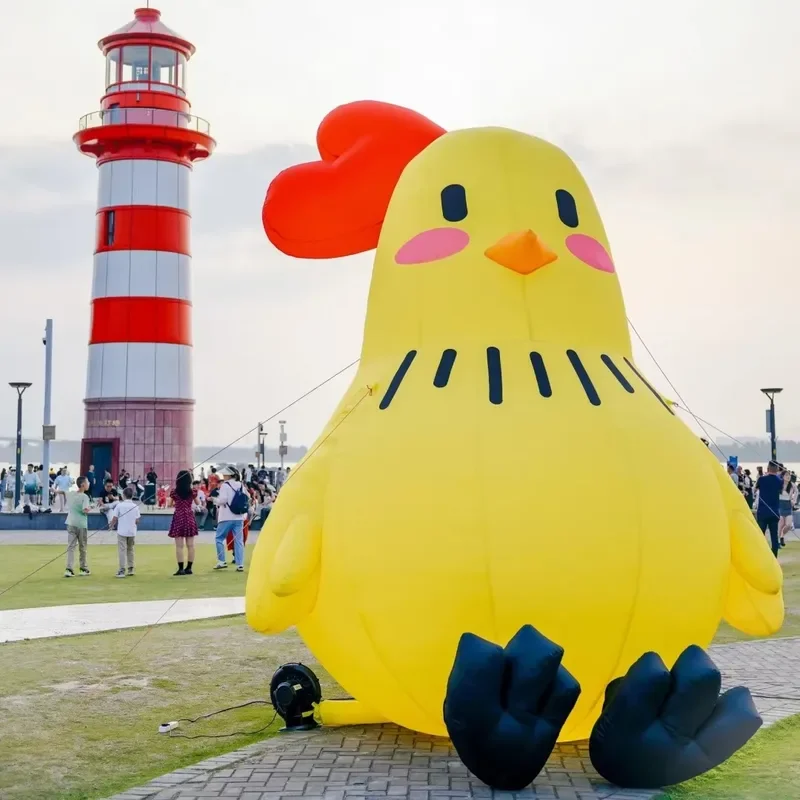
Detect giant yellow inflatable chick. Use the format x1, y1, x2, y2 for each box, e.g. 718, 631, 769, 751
248, 102, 782, 787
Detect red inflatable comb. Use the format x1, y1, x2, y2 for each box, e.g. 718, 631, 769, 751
263, 101, 446, 259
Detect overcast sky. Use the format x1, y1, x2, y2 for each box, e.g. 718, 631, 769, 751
1, 0, 798, 451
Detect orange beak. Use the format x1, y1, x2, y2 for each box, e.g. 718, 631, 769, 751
484, 230, 558, 275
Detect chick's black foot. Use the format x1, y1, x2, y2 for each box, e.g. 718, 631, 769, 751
589, 645, 762, 789
443, 624, 581, 791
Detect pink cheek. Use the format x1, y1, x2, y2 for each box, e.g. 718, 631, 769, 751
394, 227, 470, 265
565, 234, 616, 273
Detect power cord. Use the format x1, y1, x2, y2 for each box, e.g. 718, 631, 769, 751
174, 699, 272, 724
159, 694, 357, 740
161, 699, 278, 740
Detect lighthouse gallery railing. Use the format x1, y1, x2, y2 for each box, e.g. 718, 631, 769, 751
78, 109, 211, 134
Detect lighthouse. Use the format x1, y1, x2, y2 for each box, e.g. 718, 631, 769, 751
74, 7, 215, 485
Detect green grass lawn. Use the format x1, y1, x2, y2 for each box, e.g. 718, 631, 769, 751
657, 714, 800, 799
0, 616, 337, 800
0, 544, 249, 610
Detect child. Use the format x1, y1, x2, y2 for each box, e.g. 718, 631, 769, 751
111, 486, 140, 577
192, 480, 208, 528
64, 476, 92, 577
168, 469, 198, 575
207, 484, 219, 528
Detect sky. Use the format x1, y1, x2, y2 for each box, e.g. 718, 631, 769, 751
1, 0, 799, 451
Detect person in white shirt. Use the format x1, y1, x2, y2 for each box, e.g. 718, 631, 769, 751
4, 469, 16, 511
53, 468, 73, 512
36, 465, 47, 506
275, 467, 287, 491
111, 486, 141, 577
778, 472, 797, 549
0, 469, 8, 512
213, 465, 249, 572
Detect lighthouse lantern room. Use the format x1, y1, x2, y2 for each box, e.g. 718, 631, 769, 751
74, 7, 215, 485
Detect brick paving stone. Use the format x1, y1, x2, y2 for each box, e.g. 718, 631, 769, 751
107, 638, 800, 800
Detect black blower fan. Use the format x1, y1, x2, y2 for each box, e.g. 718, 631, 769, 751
270, 663, 322, 731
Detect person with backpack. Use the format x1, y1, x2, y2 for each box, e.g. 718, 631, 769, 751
225, 482, 260, 562
213, 465, 249, 572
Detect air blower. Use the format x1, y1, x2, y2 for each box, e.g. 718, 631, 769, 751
270, 663, 322, 731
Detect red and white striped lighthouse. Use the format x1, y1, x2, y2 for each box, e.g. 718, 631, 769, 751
74, 6, 215, 484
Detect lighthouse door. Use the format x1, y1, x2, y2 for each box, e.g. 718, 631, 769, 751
89, 443, 113, 491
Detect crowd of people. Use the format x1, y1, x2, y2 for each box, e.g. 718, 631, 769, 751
0, 462, 291, 579
727, 460, 798, 556
0, 463, 54, 510
2, 454, 796, 577
0, 463, 290, 514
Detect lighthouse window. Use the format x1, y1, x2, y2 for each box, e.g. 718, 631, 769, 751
105, 48, 120, 86
121, 45, 150, 83
105, 210, 116, 247
151, 47, 177, 85
177, 53, 187, 91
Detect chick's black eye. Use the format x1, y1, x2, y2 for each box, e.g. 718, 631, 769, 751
555, 189, 579, 228
441, 184, 468, 222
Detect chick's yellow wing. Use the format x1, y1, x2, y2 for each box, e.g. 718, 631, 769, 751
245, 382, 372, 634
245, 457, 324, 634
708, 451, 784, 635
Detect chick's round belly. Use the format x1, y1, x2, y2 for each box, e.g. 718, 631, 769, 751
301, 346, 730, 738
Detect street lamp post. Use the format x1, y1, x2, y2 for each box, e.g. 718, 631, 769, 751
42, 320, 54, 506
761, 387, 783, 464
9, 382, 33, 509
257, 423, 266, 469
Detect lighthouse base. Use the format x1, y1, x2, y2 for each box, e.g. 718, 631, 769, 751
81, 398, 194, 485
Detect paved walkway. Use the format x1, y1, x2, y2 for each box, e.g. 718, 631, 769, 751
0, 597, 244, 642
109, 637, 800, 800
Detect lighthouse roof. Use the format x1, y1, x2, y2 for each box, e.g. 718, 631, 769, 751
99, 7, 195, 57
